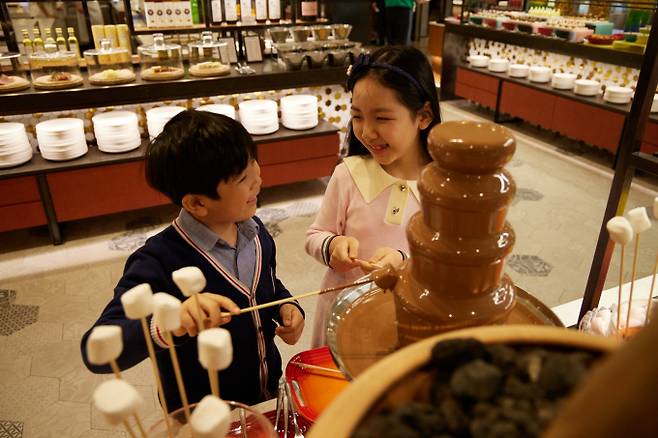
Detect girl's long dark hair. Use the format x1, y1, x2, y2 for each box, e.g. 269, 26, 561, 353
346, 46, 441, 157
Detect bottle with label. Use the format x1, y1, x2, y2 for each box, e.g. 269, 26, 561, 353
298, 0, 317, 22
268, 0, 281, 22
21, 29, 33, 55
240, 0, 254, 23
67, 27, 81, 59
44, 28, 56, 47
32, 28, 44, 52
55, 28, 68, 52
211, 0, 223, 23
224, 0, 238, 23
254, 0, 267, 22
190, 0, 201, 24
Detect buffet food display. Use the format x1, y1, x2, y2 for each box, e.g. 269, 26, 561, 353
0, 52, 30, 93
84, 39, 135, 86
138, 33, 185, 81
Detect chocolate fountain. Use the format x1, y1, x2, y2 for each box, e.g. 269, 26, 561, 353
377, 120, 518, 346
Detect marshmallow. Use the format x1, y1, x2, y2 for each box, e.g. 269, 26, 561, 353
627, 207, 652, 234
190, 395, 231, 438
606, 216, 634, 245
87, 325, 123, 365
653, 197, 658, 220
120, 284, 154, 319
172, 266, 207, 296
93, 379, 143, 425
153, 293, 182, 332
198, 328, 233, 370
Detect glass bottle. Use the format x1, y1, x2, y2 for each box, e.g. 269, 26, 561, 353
67, 27, 81, 59
240, 0, 253, 23
21, 29, 32, 55
224, 0, 238, 23
32, 28, 44, 52
298, 0, 318, 22
44, 28, 56, 47
55, 28, 68, 52
268, 0, 281, 22
211, 0, 223, 23
255, 0, 268, 23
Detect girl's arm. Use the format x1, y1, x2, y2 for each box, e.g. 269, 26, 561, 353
305, 164, 349, 267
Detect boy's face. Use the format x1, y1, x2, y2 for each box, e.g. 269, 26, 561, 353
199, 159, 262, 225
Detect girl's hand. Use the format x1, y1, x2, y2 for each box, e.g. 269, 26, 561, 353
276, 304, 305, 345
329, 236, 362, 272
361, 247, 404, 273
172, 293, 240, 337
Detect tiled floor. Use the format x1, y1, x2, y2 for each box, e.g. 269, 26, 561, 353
1, 100, 657, 437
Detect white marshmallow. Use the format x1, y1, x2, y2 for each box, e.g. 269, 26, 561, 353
190, 395, 231, 438
120, 284, 154, 319
627, 207, 652, 234
653, 197, 658, 219
87, 325, 123, 365
172, 266, 207, 296
198, 328, 233, 370
606, 216, 634, 245
93, 379, 143, 425
153, 293, 182, 332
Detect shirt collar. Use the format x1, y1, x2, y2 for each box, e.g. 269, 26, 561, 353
343, 156, 421, 203
177, 209, 259, 252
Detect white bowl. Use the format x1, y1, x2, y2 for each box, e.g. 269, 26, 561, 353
603, 86, 633, 104
574, 79, 601, 97
488, 58, 509, 73
551, 73, 577, 90
468, 55, 490, 68
529, 66, 552, 83
652, 94, 658, 113
508, 64, 529, 78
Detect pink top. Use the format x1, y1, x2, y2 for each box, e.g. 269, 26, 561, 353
305, 155, 421, 346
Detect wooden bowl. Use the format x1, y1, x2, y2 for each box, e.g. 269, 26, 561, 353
309, 325, 618, 438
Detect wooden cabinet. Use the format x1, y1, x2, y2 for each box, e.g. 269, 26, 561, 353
500, 82, 556, 129
0, 176, 46, 232
455, 68, 499, 110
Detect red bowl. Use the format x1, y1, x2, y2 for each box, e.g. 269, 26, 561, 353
588, 34, 614, 45
502, 21, 517, 31
538, 26, 554, 37
484, 18, 498, 28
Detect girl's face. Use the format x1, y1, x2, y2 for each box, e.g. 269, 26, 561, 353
350, 75, 431, 173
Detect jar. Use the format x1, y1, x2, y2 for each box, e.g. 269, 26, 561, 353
29, 44, 83, 90
188, 31, 230, 77
0, 52, 30, 93
84, 39, 135, 86
138, 33, 184, 81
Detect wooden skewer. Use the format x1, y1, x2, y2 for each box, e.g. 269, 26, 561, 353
644, 250, 658, 325
219, 276, 375, 318
108, 360, 148, 438
625, 234, 641, 335
139, 318, 173, 438
616, 244, 626, 333
208, 369, 220, 397
133, 414, 147, 438
164, 331, 192, 423
291, 362, 345, 378
122, 419, 137, 438
110, 360, 122, 379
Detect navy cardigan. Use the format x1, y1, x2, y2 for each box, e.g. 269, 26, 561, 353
81, 216, 303, 411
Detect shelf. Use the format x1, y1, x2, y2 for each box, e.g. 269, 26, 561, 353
0, 59, 348, 116
445, 23, 644, 69
458, 64, 658, 123
131, 19, 330, 35
0, 119, 339, 180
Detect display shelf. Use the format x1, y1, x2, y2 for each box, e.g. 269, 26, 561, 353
131, 20, 329, 35
0, 59, 348, 116
0, 119, 339, 180
445, 22, 644, 69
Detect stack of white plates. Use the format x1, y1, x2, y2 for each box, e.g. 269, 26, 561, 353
603, 86, 633, 104
0, 123, 33, 168
93, 111, 141, 153
36, 118, 88, 161
238, 100, 279, 135
280, 94, 319, 130
197, 104, 236, 120
146, 106, 185, 140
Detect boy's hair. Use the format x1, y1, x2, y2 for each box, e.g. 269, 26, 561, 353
145, 109, 257, 206
345, 46, 441, 157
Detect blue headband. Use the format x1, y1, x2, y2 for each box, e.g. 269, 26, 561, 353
346, 53, 427, 99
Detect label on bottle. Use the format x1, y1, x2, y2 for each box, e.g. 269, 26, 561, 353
301, 1, 317, 17
240, 0, 253, 21
224, 0, 238, 21
255, 0, 267, 21
211, 0, 223, 22
268, 0, 281, 20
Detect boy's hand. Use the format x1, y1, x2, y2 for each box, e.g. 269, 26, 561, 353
276, 303, 304, 345
329, 236, 361, 272
357, 247, 404, 273
172, 293, 240, 337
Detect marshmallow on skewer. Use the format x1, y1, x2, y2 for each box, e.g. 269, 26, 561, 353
87, 325, 123, 365
172, 266, 206, 296
606, 216, 634, 245
190, 395, 231, 438
153, 293, 182, 332
198, 328, 233, 371
93, 379, 143, 425
120, 284, 154, 319
627, 207, 652, 234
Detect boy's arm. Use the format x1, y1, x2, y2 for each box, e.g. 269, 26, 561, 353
80, 249, 182, 373
305, 165, 348, 267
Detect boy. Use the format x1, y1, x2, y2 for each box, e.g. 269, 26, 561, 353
81, 110, 305, 411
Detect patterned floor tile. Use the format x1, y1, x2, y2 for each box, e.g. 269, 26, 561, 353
0, 290, 16, 309
0, 304, 39, 336
0, 421, 23, 438
513, 188, 544, 205
508, 254, 554, 277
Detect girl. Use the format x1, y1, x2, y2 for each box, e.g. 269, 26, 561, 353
305, 46, 441, 347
